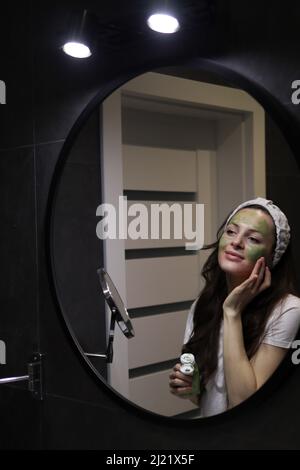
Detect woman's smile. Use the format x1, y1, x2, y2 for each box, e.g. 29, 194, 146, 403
225, 251, 244, 261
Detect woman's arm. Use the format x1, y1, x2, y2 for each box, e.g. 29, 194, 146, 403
223, 310, 287, 408
222, 256, 288, 408
223, 312, 257, 407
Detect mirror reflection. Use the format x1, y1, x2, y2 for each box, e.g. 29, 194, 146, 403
52, 67, 300, 418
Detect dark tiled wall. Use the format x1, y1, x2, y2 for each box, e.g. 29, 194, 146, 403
1, 0, 300, 450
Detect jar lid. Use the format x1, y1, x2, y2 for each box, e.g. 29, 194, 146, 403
180, 353, 195, 365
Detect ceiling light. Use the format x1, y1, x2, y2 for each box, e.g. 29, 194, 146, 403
147, 13, 180, 34
62, 41, 92, 59
62, 9, 96, 59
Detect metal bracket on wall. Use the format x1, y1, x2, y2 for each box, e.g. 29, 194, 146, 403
0, 352, 44, 400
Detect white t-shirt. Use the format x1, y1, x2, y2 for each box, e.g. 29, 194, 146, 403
183, 293, 300, 418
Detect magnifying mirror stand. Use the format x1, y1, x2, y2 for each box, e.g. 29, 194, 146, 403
84, 307, 117, 364
84, 268, 134, 363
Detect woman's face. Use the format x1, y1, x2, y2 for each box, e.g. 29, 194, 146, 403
218, 208, 276, 278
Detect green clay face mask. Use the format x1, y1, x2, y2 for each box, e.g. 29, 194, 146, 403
219, 208, 275, 264
246, 244, 267, 262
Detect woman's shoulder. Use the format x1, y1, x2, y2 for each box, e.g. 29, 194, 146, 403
262, 293, 300, 348
186, 297, 199, 325
183, 297, 200, 344
190, 296, 199, 313
269, 293, 300, 324
280, 293, 300, 312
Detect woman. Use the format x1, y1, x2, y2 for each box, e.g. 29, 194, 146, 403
169, 197, 300, 417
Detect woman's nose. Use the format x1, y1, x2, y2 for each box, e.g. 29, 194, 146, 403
231, 235, 244, 247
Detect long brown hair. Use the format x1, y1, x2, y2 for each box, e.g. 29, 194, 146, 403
182, 204, 299, 388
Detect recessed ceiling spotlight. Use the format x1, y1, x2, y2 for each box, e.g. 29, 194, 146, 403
62, 41, 92, 59
147, 13, 180, 34
62, 9, 96, 59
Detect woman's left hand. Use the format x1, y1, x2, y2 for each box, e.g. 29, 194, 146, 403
223, 257, 271, 317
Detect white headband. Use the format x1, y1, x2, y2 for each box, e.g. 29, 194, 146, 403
224, 197, 290, 267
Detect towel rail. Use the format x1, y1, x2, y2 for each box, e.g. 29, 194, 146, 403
0, 353, 44, 400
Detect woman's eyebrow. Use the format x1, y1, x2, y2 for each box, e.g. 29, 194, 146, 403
228, 222, 262, 235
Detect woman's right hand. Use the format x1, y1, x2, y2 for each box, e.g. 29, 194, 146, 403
169, 363, 193, 398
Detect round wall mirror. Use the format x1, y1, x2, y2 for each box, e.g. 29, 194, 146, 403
50, 63, 300, 419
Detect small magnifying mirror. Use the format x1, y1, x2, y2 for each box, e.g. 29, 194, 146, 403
84, 268, 135, 363
97, 268, 135, 339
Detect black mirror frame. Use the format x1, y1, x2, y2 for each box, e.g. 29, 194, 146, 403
46, 55, 300, 427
